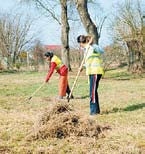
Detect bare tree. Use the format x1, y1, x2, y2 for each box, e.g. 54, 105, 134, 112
20, 0, 71, 70
0, 12, 34, 69
143, 15, 145, 69
111, 0, 144, 74
20, 0, 107, 70
75, 0, 99, 43
69, 0, 106, 47
0, 14, 13, 69
60, 0, 71, 70
32, 40, 45, 71
103, 43, 127, 72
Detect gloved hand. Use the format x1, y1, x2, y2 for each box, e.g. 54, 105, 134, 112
79, 67, 83, 72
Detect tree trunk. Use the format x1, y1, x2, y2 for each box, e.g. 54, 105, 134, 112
143, 23, 145, 70
60, 0, 71, 71
13, 51, 16, 64
126, 39, 143, 74
75, 0, 99, 44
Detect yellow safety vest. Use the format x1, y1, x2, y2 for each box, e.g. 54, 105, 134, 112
51, 55, 63, 70
85, 53, 104, 75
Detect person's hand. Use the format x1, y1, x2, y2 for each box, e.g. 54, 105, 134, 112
45, 79, 49, 83
79, 67, 83, 72
88, 36, 94, 45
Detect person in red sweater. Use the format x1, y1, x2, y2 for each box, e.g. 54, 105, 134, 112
44, 51, 73, 99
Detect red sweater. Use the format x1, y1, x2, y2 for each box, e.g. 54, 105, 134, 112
45, 56, 68, 82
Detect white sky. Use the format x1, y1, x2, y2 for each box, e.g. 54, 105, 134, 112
0, 0, 144, 47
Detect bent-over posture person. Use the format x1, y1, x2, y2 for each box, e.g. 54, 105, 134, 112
44, 51, 73, 99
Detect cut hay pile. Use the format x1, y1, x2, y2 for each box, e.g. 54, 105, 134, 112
26, 102, 109, 140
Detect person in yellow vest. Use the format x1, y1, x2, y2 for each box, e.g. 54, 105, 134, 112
44, 51, 73, 99
77, 35, 104, 115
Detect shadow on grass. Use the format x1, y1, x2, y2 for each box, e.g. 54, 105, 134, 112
123, 103, 145, 111
0, 69, 17, 74
75, 95, 89, 99
105, 63, 127, 72
102, 103, 145, 114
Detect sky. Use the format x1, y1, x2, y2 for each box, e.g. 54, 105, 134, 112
0, 0, 144, 47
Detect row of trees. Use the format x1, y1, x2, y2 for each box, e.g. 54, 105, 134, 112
20, 0, 106, 71
21, 0, 144, 74
0, 12, 35, 69
111, 0, 145, 73
0, 0, 144, 74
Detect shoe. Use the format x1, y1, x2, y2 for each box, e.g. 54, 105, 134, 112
90, 112, 100, 115
56, 96, 63, 100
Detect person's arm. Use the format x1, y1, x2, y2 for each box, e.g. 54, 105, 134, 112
45, 62, 57, 82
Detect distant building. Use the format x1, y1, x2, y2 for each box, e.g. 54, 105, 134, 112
44, 45, 62, 51
44, 45, 62, 57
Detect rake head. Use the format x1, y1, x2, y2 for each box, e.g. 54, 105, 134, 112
28, 96, 32, 100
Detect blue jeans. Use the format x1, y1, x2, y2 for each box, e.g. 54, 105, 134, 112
89, 74, 102, 115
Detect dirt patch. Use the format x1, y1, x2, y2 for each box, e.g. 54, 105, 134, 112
26, 102, 110, 140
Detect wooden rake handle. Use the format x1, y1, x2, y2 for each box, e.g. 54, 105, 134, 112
28, 82, 46, 100
68, 46, 90, 102
68, 36, 93, 102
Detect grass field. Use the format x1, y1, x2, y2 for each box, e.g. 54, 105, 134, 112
0, 68, 145, 154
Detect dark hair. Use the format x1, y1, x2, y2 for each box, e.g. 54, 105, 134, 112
77, 35, 86, 43
44, 51, 54, 58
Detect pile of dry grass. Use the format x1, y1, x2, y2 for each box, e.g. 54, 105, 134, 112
0, 146, 11, 154
26, 102, 109, 140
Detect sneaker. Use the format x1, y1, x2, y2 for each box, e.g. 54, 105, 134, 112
90, 112, 100, 116
56, 96, 63, 100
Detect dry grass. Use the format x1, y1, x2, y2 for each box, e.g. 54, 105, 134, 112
26, 102, 110, 141
0, 70, 145, 154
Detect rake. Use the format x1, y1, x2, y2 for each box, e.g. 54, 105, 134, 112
25, 82, 46, 103
67, 45, 90, 102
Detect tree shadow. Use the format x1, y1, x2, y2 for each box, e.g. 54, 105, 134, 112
75, 95, 89, 99
105, 63, 127, 72
123, 103, 145, 111
102, 103, 145, 114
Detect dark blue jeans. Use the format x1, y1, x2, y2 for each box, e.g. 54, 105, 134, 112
89, 74, 102, 115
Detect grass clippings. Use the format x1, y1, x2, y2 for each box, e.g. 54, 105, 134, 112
26, 102, 110, 140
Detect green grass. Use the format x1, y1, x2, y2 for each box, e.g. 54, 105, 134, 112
0, 68, 145, 154
105, 67, 145, 79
